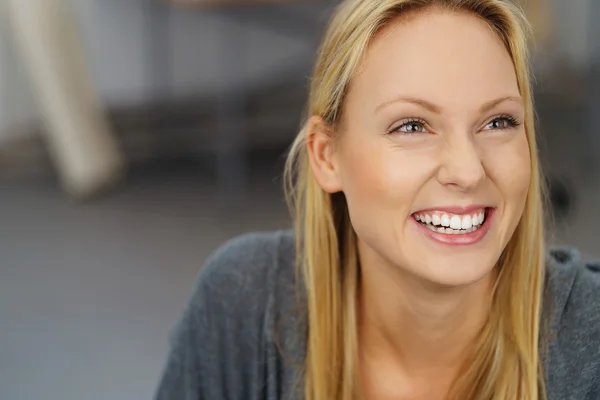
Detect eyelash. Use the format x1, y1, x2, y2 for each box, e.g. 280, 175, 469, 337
489, 114, 521, 130
391, 118, 428, 135
390, 114, 522, 135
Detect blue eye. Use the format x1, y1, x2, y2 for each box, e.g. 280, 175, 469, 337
392, 119, 429, 134
484, 115, 521, 131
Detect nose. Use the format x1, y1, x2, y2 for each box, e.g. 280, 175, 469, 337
437, 135, 485, 192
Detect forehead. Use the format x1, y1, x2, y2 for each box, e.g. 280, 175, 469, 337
348, 9, 520, 112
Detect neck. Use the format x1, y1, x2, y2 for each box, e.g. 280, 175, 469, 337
358, 248, 494, 377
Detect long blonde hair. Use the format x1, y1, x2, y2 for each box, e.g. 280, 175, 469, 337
283, 0, 547, 399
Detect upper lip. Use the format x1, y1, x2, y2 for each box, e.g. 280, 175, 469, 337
413, 205, 492, 214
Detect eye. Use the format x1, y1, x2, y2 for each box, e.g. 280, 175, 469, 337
392, 119, 429, 135
483, 115, 521, 131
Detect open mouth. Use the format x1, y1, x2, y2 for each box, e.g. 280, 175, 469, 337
412, 208, 491, 235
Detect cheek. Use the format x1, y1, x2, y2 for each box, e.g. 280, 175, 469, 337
482, 133, 531, 203
336, 139, 436, 212
338, 149, 391, 209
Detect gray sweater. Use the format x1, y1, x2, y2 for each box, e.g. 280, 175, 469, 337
155, 230, 600, 399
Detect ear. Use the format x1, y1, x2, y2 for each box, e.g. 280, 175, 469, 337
306, 115, 343, 194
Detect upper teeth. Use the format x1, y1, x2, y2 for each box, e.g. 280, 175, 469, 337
414, 210, 485, 229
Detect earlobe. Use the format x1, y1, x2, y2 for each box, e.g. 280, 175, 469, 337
306, 116, 343, 194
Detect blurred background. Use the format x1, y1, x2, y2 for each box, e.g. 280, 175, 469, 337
0, 0, 598, 399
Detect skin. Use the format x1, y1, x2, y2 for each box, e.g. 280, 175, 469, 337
308, 8, 531, 400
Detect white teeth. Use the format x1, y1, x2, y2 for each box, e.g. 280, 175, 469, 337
441, 214, 450, 227
416, 208, 488, 235
474, 212, 485, 226
461, 215, 472, 230
449, 215, 462, 230
425, 225, 479, 235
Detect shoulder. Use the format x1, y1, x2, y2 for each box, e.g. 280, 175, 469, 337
193, 229, 296, 315
546, 247, 600, 332
545, 247, 600, 399
155, 230, 298, 399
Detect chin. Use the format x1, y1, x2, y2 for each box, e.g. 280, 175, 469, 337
409, 252, 498, 288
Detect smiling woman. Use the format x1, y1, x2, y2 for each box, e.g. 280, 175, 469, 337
154, 1, 600, 400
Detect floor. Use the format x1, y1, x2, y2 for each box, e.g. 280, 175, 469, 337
1, 114, 600, 400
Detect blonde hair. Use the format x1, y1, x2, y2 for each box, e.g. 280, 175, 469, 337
283, 0, 547, 399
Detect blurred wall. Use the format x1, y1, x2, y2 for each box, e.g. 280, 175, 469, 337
548, 0, 592, 67
71, 0, 324, 104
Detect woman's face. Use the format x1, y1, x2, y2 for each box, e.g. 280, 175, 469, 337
316, 9, 531, 287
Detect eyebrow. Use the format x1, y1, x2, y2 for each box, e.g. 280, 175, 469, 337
375, 95, 523, 114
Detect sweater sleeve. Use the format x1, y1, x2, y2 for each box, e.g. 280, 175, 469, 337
154, 232, 281, 400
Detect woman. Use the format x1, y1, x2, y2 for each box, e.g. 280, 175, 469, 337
155, 0, 600, 399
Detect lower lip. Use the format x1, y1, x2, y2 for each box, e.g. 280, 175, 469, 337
412, 209, 495, 246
